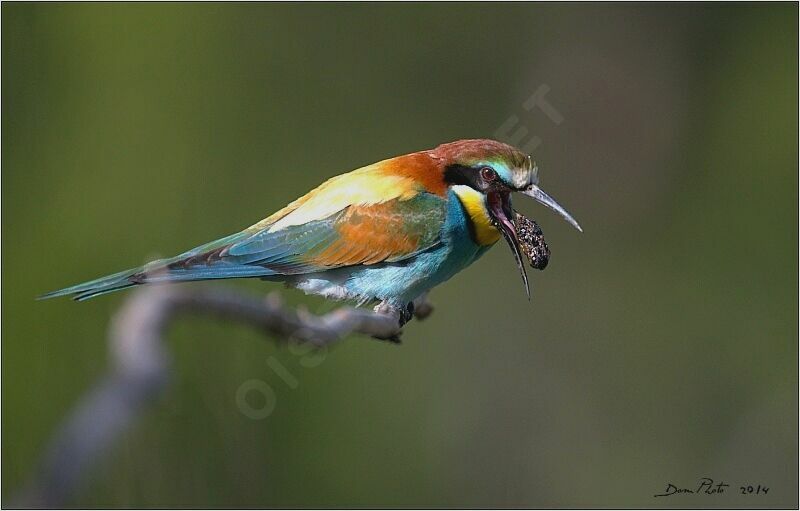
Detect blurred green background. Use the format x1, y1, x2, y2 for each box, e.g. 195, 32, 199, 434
3, 3, 797, 508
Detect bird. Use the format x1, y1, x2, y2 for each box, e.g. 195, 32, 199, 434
41, 139, 581, 324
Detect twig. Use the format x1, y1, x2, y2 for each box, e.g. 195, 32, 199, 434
12, 284, 432, 508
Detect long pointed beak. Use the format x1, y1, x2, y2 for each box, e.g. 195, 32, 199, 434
521, 185, 583, 232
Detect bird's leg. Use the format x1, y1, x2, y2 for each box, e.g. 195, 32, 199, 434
405, 301, 414, 322
373, 300, 412, 324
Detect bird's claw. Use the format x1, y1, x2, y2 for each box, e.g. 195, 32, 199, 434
374, 300, 415, 327
371, 300, 417, 343
399, 302, 414, 326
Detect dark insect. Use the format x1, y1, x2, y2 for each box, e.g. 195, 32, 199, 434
514, 212, 550, 270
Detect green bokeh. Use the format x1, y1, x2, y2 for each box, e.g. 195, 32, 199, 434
3, 3, 797, 508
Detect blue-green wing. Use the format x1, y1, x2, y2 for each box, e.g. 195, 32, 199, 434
42, 193, 447, 300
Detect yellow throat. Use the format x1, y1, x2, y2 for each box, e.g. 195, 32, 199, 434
452, 185, 501, 246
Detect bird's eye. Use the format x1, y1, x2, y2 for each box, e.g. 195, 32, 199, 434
480, 167, 497, 182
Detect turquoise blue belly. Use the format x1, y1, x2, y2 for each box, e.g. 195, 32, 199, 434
339, 189, 493, 306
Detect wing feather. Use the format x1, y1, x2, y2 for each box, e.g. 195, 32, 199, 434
246, 160, 423, 233
219, 192, 446, 273
42, 154, 449, 300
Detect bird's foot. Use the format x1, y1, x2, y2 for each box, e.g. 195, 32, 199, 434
373, 300, 415, 326
371, 301, 418, 343
402, 301, 414, 326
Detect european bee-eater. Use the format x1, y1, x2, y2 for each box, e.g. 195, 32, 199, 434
42, 139, 581, 322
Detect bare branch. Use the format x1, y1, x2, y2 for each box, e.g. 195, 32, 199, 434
12, 285, 432, 508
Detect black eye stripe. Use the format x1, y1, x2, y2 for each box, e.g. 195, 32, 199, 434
444, 164, 489, 190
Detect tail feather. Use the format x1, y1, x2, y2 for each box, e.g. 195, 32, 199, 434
40, 260, 278, 301
73, 282, 138, 302
38, 267, 142, 301
39, 230, 276, 301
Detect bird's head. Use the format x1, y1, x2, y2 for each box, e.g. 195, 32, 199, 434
433, 139, 582, 298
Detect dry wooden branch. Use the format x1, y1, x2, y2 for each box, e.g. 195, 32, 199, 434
12, 284, 432, 508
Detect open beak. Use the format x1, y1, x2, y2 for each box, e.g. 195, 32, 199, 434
520, 185, 583, 232
486, 184, 582, 300
486, 191, 530, 300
